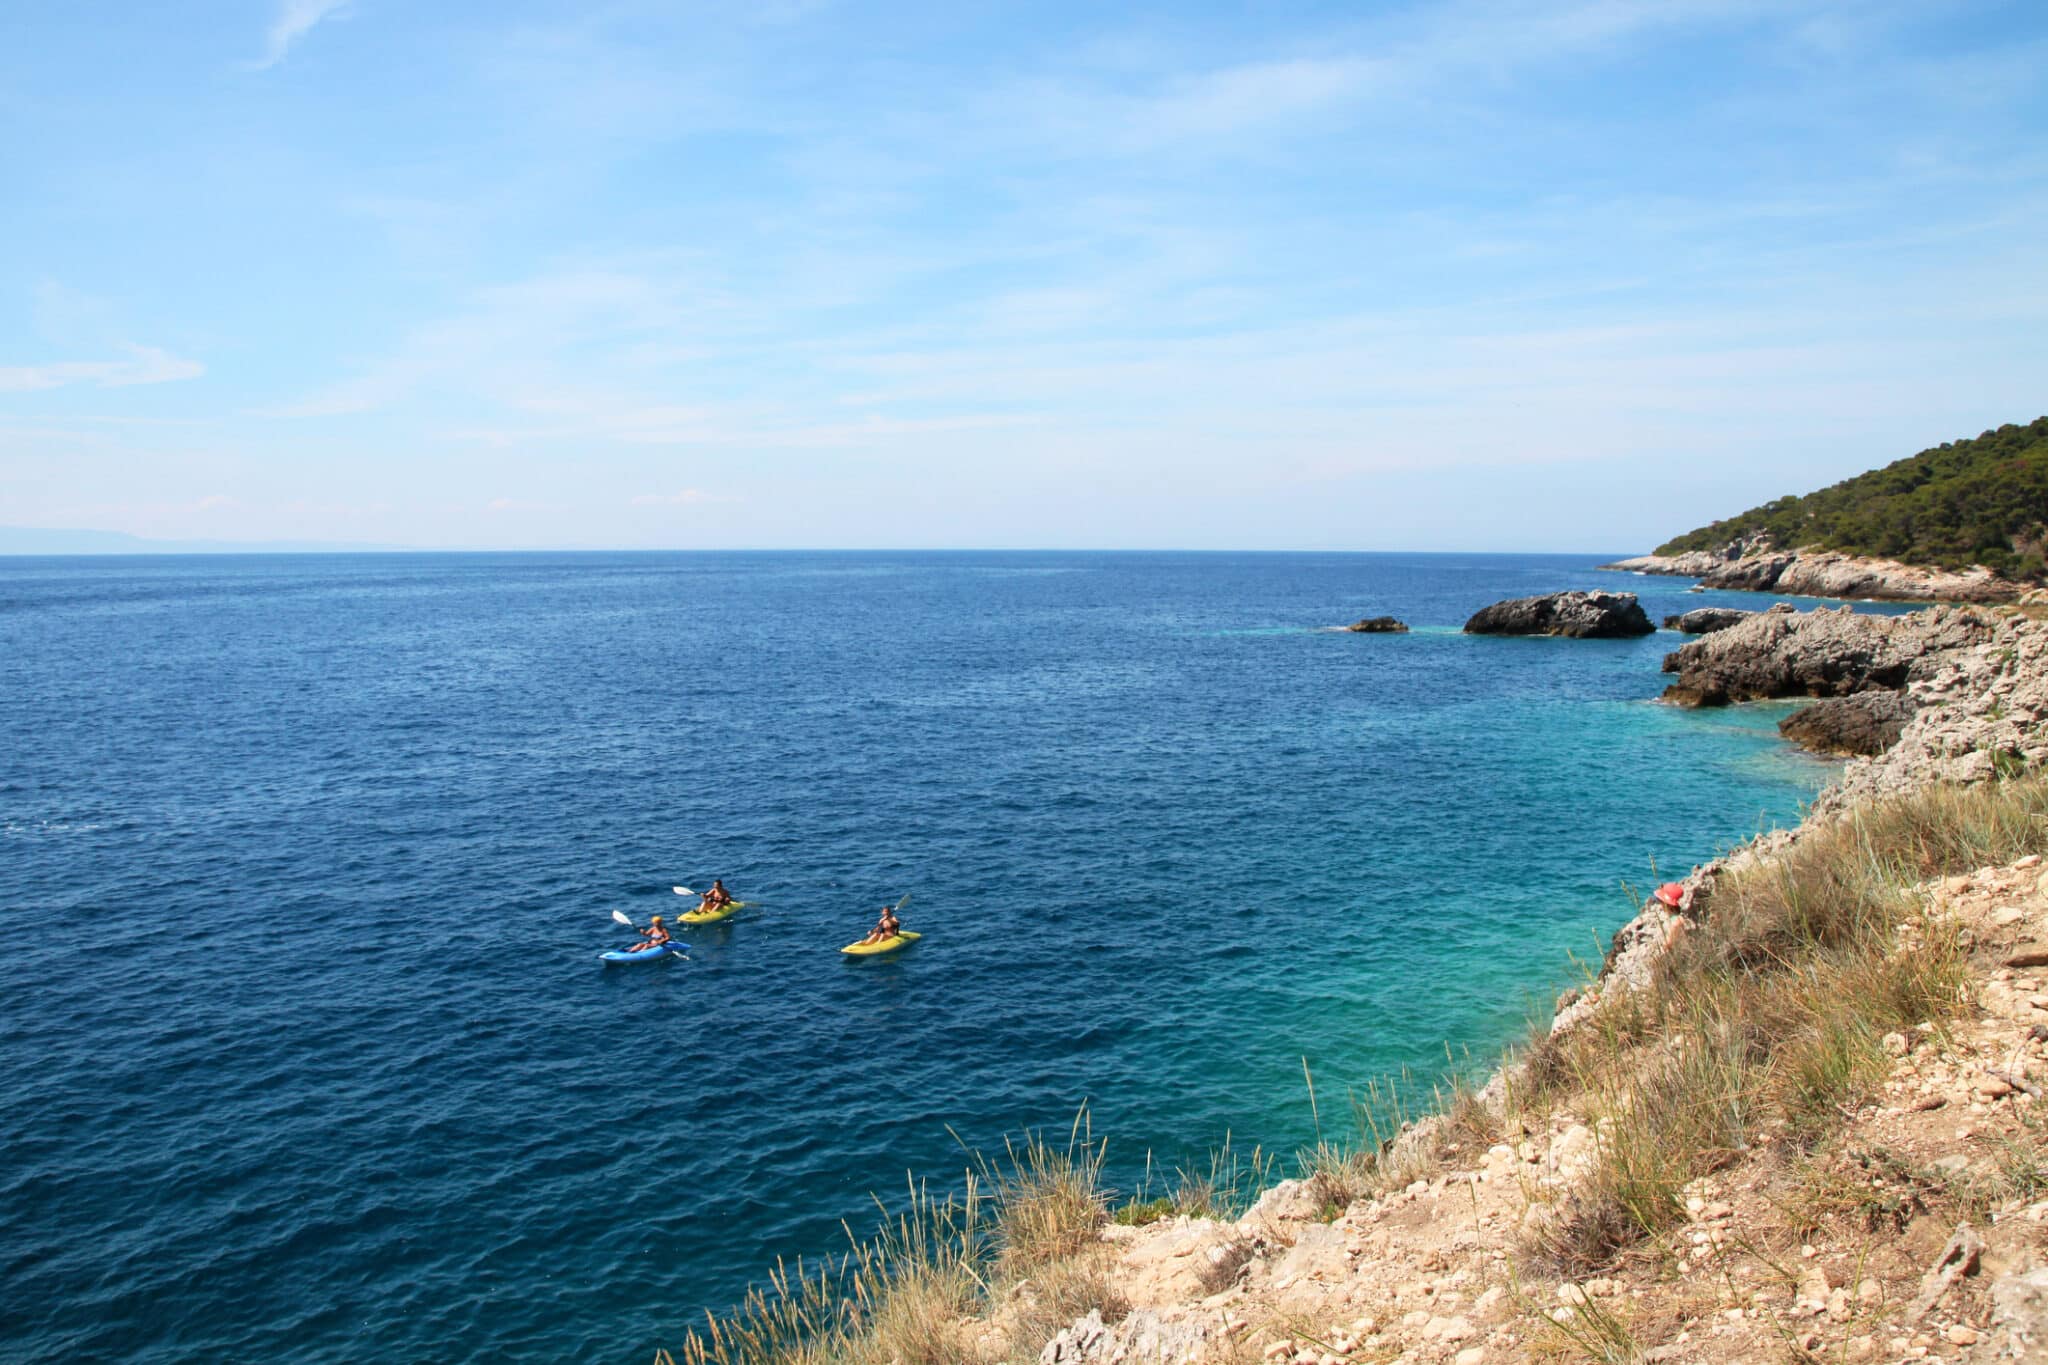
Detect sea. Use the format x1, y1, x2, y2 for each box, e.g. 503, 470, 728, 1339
0, 551, 1878, 1362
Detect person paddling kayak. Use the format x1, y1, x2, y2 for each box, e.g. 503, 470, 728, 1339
697, 879, 733, 914
629, 915, 672, 953
857, 903, 902, 946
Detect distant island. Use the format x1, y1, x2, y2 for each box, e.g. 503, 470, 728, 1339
1607, 416, 2048, 601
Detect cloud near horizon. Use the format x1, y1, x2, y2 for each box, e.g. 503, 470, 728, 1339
630, 489, 736, 506
0, 344, 204, 394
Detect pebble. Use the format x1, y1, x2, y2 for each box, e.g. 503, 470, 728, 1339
1454, 1350, 1485, 1365
1948, 1324, 1980, 1345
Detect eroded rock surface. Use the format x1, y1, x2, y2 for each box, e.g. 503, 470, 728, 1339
1660, 603, 1997, 706
1463, 591, 1653, 639
1343, 616, 1409, 633
1662, 607, 1754, 634
1038, 1308, 1218, 1364
1606, 547, 2020, 603
1779, 689, 1919, 757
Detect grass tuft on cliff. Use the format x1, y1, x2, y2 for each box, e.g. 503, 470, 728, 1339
1516, 775, 2048, 1276
1655, 415, 2048, 579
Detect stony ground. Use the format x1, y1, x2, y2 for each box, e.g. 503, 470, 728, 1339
1016, 857, 2048, 1365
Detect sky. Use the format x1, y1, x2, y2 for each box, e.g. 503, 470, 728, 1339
1, 0, 2044, 551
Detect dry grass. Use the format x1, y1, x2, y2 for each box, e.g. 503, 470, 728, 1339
1000, 1253, 1130, 1361
1516, 776, 2042, 1275
668, 1174, 992, 1365
668, 1115, 1125, 1364
976, 1118, 1108, 1275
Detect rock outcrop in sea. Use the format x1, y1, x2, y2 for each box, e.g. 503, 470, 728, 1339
1661, 606, 1753, 634
1777, 689, 1918, 757
1462, 590, 1653, 638
1606, 544, 2020, 603
1342, 616, 1409, 633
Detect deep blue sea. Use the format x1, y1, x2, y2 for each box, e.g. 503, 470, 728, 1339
2, 552, 1866, 1361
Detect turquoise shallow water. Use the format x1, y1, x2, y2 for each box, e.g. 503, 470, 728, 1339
1, 552, 1856, 1361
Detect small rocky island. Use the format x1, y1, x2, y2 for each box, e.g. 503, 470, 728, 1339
1463, 590, 1654, 638
1342, 616, 1408, 633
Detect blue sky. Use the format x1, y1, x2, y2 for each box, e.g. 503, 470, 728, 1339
2, 0, 2044, 550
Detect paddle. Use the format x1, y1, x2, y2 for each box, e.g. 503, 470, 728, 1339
608, 909, 688, 959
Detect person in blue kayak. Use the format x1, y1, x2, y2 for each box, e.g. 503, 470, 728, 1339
857, 903, 902, 946
697, 879, 733, 914
629, 915, 671, 953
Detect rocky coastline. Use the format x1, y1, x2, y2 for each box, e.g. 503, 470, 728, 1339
679, 600, 2048, 1365
1022, 603, 2048, 1364
1604, 547, 2022, 604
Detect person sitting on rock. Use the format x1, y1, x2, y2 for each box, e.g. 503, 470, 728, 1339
698, 879, 733, 913
859, 904, 902, 945
631, 915, 671, 952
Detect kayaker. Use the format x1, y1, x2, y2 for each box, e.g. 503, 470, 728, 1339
630, 915, 671, 953
698, 879, 733, 913
858, 904, 902, 946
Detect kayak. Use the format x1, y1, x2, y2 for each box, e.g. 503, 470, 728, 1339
679, 900, 749, 925
842, 931, 921, 957
599, 942, 686, 964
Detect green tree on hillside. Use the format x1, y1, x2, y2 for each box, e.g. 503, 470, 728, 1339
1656, 417, 2048, 580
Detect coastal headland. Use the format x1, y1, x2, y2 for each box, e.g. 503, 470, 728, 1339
670, 592, 2048, 1365
1604, 548, 2022, 604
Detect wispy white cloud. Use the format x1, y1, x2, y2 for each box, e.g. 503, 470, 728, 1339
0, 344, 204, 394
250, 0, 348, 71
630, 489, 737, 506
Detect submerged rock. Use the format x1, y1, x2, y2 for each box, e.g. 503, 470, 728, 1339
1663, 607, 1754, 635
1463, 591, 1654, 639
1344, 616, 1409, 633
1779, 690, 1919, 756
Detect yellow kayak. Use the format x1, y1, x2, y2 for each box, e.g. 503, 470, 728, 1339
842, 931, 921, 956
679, 900, 748, 925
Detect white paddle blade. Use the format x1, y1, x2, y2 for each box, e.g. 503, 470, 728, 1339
895, 893, 912, 912
673, 886, 695, 896
611, 910, 635, 927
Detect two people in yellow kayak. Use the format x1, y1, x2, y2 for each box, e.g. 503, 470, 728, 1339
695, 879, 734, 916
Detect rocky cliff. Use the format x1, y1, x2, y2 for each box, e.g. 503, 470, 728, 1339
1607, 547, 2020, 603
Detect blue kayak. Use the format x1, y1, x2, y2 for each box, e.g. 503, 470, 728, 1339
599, 942, 686, 964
